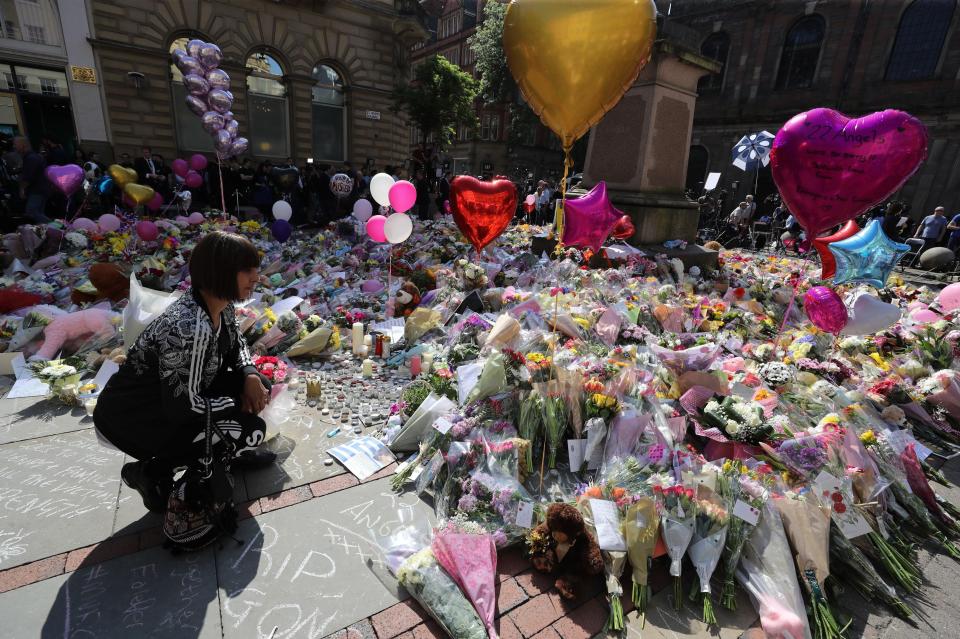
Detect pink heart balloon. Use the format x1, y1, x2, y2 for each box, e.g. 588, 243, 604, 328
771, 108, 928, 236
45, 164, 85, 197
366, 215, 387, 242
388, 180, 417, 214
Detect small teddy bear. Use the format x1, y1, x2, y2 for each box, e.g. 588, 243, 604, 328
394, 281, 421, 318
526, 503, 604, 600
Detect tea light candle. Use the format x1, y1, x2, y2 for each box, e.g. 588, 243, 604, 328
351, 322, 364, 354
287, 377, 300, 389
362, 359, 374, 378
410, 355, 421, 378
84, 398, 97, 417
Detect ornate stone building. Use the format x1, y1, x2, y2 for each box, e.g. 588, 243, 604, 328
89, 0, 427, 167
665, 0, 960, 219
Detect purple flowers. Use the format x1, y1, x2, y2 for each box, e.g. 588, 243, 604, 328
458, 494, 478, 513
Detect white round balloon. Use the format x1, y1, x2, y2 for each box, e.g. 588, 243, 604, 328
331, 173, 353, 197
272, 200, 293, 221
370, 172, 394, 207
352, 198, 373, 223
384, 213, 413, 244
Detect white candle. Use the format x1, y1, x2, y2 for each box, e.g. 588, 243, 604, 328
422, 353, 434, 373
362, 359, 374, 378
364, 334, 373, 348
382, 338, 390, 359
287, 377, 300, 389
84, 398, 97, 417
352, 322, 364, 354
358, 345, 368, 358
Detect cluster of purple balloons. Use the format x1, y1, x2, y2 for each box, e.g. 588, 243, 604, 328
173, 39, 249, 158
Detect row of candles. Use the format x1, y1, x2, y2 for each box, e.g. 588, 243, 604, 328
351, 321, 433, 379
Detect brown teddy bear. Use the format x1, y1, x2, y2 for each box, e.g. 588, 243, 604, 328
526, 503, 604, 600
394, 281, 421, 318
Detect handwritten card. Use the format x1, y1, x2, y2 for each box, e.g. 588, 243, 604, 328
590, 499, 627, 552
814, 470, 872, 540
516, 501, 535, 529
732, 500, 761, 526
456, 360, 485, 406
433, 415, 454, 435
567, 439, 586, 471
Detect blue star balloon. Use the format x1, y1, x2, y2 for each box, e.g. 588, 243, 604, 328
828, 219, 910, 288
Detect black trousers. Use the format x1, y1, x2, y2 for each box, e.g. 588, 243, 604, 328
97, 369, 266, 479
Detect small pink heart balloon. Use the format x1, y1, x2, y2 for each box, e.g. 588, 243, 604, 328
771, 108, 928, 236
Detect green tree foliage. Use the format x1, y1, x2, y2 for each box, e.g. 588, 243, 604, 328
392, 54, 479, 148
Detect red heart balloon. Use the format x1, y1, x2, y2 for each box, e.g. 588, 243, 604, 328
771, 108, 927, 236
611, 215, 635, 240
450, 175, 518, 253
813, 220, 859, 280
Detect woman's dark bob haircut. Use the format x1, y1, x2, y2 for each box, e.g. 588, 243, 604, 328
189, 231, 260, 301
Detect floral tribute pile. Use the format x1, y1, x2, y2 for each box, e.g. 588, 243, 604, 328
3, 210, 960, 638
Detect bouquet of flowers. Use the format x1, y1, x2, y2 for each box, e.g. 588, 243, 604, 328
624, 496, 659, 617
699, 395, 773, 444
717, 462, 773, 610
517, 390, 542, 472
578, 486, 629, 631
687, 488, 729, 625
774, 491, 848, 639
384, 527, 487, 638
431, 521, 499, 639
252, 355, 288, 384
29, 356, 90, 405
653, 482, 696, 610
542, 389, 569, 469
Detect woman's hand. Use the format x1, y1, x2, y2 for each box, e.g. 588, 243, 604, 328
241, 374, 270, 414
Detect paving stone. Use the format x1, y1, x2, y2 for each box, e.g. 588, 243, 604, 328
370, 600, 428, 638
323, 618, 377, 639
0, 396, 90, 445
530, 626, 562, 639
515, 568, 557, 598
64, 534, 139, 572
497, 547, 529, 581
551, 595, 608, 639
311, 473, 360, 498
0, 552, 67, 593
217, 478, 432, 638
497, 576, 529, 613
624, 582, 757, 639
508, 592, 566, 636
258, 484, 313, 513
410, 619, 445, 639
0, 429, 126, 569
0, 545, 222, 638
495, 616, 524, 639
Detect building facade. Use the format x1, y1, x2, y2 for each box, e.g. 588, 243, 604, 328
0, 0, 109, 157
87, 0, 428, 168
409, 0, 563, 182
665, 0, 960, 220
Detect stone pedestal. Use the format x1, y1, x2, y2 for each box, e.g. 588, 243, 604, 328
582, 39, 720, 265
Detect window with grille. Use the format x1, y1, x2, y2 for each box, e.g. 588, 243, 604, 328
886, 0, 956, 81
25, 25, 45, 44
698, 32, 730, 94
39, 78, 57, 96
775, 15, 825, 90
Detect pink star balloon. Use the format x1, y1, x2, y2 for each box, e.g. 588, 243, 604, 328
561, 181, 623, 252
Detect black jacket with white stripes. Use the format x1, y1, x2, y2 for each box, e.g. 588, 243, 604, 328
97, 288, 263, 428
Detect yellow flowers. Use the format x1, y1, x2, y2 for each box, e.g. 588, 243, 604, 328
869, 352, 891, 372
860, 429, 877, 446
590, 393, 617, 409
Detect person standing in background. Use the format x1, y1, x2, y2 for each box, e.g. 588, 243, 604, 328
414, 168, 432, 220
15, 136, 48, 223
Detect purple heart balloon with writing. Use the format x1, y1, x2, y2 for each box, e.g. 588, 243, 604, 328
184, 95, 206, 116
214, 129, 232, 153
186, 39, 204, 58
207, 88, 233, 114
183, 73, 210, 97
201, 111, 225, 134
45, 164, 84, 197
224, 119, 239, 136
206, 68, 231, 90
771, 108, 928, 236
228, 137, 249, 157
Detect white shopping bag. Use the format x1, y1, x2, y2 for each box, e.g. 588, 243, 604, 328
122, 274, 180, 352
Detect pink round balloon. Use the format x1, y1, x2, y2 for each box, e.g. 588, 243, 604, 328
188, 212, 205, 225
525, 194, 536, 206
189, 154, 208, 171
911, 309, 939, 324
366, 215, 387, 242
185, 170, 203, 189
387, 180, 417, 214
938, 282, 960, 313
171, 158, 189, 178
135, 220, 159, 242
72, 217, 97, 233
146, 193, 163, 212
771, 108, 928, 236
906, 301, 928, 312
97, 213, 122, 233
175, 215, 189, 226
804, 286, 848, 334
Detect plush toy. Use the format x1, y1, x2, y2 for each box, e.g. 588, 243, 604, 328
71, 263, 130, 305
32, 308, 119, 360
394, 281, 421, 318
527, 503, 604, 600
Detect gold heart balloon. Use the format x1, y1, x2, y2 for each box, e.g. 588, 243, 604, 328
503, 0, 657, 151
123, 183, 155, 206
108, 164, 138, 187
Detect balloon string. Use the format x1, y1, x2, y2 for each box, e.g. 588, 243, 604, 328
387, 246, 393, 319
217, 154, 227, 218
554, 146, 573, 247
775, 279, 800, 347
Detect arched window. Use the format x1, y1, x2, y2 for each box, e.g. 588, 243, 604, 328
775, 15, 825, 90
686, 145, 709, 192
169, 37, 213, 152
312, 64, 345, 162
698, 32, 730, 94
246, 51, 289, 158
886, 0, 956, 81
